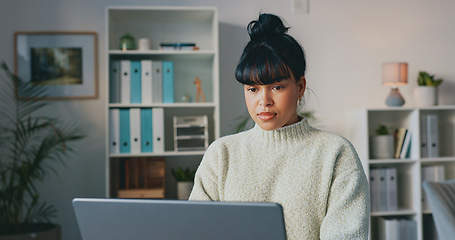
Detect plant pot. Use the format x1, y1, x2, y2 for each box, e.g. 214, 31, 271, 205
0, 223, 60, 240
177, 181, 194, 200
414, 86, 438, 107
370, 135, 394, 159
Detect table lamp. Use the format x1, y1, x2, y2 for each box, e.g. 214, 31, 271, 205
382, 62, 408, 106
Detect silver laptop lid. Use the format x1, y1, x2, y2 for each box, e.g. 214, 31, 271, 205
72, 198, 286, 240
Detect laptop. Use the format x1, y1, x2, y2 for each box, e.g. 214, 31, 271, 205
72, 198, 287, 240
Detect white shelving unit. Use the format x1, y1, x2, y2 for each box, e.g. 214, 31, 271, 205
105, 6, 219, 199
349, 106, 455, 240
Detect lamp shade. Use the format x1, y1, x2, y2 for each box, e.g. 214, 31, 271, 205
382, 62, 408, 86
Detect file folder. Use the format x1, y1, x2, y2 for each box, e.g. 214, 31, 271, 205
119, 108, 131, 153
152, 108, 165, 152
109, 108, 120, 154
130, 61, 142, 104
120, 60, 131, 104
152, 61, 163, 103
162, 61, 174, 103
141, 108, 153, 153
141, 60, 153, 104
130, 108, 141, 154
109, 61, 121, 103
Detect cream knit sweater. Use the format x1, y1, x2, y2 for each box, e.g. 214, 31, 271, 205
189, 118, 369, 239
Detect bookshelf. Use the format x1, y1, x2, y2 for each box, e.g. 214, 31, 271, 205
349, 106, 455, 240
105, 6, 219, 199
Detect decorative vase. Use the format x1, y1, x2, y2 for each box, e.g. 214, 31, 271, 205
119, 33, 136, 51
414, 86, 438, 107
369, 135, 394, 159
177, 181, 194, 200
0, 223, 61, 240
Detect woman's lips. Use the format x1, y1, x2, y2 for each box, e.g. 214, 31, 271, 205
258, 112, 276, 120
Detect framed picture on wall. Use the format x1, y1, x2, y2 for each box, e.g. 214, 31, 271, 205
14, 31, 98, 99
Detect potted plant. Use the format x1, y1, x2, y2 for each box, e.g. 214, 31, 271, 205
171, 168, 196, 200
414, 71, 443, 106
369, 124, 394, 159
0, 63, 85, 239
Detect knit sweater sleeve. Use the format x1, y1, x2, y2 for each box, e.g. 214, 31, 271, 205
320, 139, 370, 239
188, 141, 222, 201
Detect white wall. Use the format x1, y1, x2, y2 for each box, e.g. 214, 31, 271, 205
1, 0, 454, 239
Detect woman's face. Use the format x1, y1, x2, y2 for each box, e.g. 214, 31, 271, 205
243, 75, 306, 131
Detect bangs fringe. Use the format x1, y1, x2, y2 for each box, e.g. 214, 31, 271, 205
235, 49, 292, 85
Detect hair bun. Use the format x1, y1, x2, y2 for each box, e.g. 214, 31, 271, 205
247, 13, 289, 41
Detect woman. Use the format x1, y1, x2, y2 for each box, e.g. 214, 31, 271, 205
189, 13, 369, 239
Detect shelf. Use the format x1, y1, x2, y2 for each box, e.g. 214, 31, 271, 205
371, 209, 417, 217
109, 103, 217, 108
369, 159, 417, 164
420, 157, 455, 163
109, 49, 216, 56
109, 151, 206, 158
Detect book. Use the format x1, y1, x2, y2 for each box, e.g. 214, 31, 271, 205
400, 131, 412, 159
160, 42, 197, 51
394, 128, 407, 158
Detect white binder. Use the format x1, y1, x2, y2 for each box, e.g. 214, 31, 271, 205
109, 109, 120, 154
130, 108, 142, 154
120, 60, 131, 104
386, 168, 398, 211
141, 60, 153, 104
152, 108, 164, 152
426, 114, 439, 158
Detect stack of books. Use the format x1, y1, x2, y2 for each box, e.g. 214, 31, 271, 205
393, 127, 412, 159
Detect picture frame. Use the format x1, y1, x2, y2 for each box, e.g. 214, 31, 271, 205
14, 31, 98, 99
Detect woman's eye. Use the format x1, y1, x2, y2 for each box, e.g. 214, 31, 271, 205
247, 87, 257, 93
273, 86, 284, 90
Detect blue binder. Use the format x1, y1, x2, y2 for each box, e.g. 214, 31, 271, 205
162, 61, 174, 103
141, 108, 153, 152
130, 61, 142, 103
119, 108, 131, 153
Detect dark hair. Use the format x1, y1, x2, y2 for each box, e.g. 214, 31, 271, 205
235, 13, 306, 85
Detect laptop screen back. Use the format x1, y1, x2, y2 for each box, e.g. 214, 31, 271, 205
72, 198, 287, 240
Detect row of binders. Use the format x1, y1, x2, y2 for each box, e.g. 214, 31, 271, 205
110, 60, 174, 104
420, 114, 439, 158
109, 108, 164, 154
377, 217, 417, 240
370, 168, 397, 212
421, 165, 445, 211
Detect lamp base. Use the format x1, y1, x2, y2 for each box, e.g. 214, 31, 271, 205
385, 87, 405, 106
